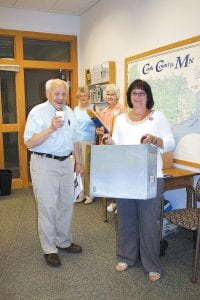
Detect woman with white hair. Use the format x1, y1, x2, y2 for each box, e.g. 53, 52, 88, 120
96, 84, 126, 212
97, 84, 126, 134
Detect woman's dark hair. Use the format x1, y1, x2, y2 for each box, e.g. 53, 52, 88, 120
127, 79, 154, 109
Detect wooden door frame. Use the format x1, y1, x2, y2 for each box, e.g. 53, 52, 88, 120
0, 29, 78, 189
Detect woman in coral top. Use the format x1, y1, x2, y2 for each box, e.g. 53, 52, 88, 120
96, 84, 126, 212
96, 84, 126, 135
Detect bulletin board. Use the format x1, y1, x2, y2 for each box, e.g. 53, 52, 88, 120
125, 36, 200, 169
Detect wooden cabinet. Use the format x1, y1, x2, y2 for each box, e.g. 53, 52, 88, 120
85, 61, 115, 105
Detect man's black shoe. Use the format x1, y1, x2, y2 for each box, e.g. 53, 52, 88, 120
44, 253, 61, 267
57, 243, 82, 253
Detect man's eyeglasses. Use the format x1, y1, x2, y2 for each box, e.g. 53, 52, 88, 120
131, 92, 146, 98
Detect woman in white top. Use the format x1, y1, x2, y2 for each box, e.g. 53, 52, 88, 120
103, 79, 175, 281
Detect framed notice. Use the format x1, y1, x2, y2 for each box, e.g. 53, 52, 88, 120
125, 36, 200, 169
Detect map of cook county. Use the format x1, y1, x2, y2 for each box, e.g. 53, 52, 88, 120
127, 40, 200, 167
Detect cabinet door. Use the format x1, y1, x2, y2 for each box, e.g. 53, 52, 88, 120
85, 61, 115, 105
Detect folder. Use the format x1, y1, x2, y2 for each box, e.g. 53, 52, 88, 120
87, 109, 110, 133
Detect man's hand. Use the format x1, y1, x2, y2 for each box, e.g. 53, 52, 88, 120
51, 115, 65, 130
75, 163, 84, 176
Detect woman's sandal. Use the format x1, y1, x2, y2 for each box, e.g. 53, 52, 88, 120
149, 272, 161, 282
116, 262, 128, 272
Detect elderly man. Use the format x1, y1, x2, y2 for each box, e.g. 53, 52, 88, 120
24, 79, 83, 267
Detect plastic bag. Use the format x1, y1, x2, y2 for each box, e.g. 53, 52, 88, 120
74, 173, 83, 202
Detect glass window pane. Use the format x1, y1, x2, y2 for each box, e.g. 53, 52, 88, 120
24, 69, 69, 116
0, 71, 16, 123
0, 36, 14, 59
3, 132, 19, 178
23, 38, 71, 61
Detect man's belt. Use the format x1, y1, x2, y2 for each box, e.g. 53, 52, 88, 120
31, 151, 71, 161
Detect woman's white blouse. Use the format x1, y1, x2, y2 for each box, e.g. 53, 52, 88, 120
112, 110, 175, 178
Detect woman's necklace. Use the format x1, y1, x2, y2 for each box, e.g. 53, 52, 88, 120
129, 109, 150, 122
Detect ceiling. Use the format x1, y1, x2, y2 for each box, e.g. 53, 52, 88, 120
0, 0, 100, 15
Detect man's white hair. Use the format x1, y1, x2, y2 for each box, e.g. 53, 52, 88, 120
45, 79, 69, 96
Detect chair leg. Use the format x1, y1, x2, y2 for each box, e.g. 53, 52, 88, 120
191, 225, 200, 283
102, 197, 108, 222
160, 196, 165, 241
159, 196, 168, 256
160, 239, 168, 256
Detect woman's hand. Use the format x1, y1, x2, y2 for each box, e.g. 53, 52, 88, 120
102, 133, 114, 145
96, 127, 105, 136
140, 134, 154, 144
141, 134, 163, 148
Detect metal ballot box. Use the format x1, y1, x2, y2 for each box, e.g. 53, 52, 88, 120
90, 144, 157, 199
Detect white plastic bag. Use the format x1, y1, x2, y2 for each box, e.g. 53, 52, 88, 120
73, 173, 83, 202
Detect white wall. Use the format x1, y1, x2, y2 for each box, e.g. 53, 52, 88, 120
0, 6, 81, 79
0, 7, 80, 35
80, 0, 199, 100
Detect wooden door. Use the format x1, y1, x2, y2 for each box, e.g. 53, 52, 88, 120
0, 29, 78, 189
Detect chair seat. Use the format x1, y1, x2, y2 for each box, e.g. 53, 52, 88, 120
165, 208, 199, 231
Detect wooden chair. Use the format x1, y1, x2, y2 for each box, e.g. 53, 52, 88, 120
164, 177, 200, 283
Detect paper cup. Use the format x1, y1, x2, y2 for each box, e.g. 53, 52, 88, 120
55, 110, 65, 120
